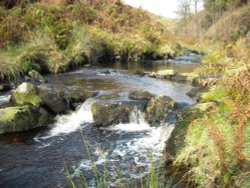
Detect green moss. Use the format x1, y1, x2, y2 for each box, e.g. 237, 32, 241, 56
0, 105, 39, 133
166, 103, 213, 157
145, 95, 175, 125
0, 107, 20, 122
10, 82, 42, 107
100, 93, 120, 100
28, 70, 44, 81
128, 90, 155, 100
12, 92, 41, 106
91, 102, 97, 116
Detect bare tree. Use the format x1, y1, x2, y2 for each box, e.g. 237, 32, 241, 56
176, 0, 203, 37
176, 0, 191, 35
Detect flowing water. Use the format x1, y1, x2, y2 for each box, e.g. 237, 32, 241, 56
0, 61, 198, 187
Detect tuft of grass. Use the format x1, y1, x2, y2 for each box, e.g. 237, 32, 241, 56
0, 49, 25, 81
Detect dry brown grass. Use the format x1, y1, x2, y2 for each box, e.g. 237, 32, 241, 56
204, 5, 250, 41
231, 103, 250, 167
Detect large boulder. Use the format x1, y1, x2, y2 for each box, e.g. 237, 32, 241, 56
38, 86, 70, 114
0, 105, 53, 133
92, 101, 146, 126
145, 96, 175, 126
166, 102, 216, 157
10, 82, 41, 107
28, 70, 44, 82
129, 90, 155, 100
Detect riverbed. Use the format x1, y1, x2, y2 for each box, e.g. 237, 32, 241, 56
0, 61, 198, 187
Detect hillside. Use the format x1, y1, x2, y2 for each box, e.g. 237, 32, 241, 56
205, 4, 250, 41
0, 0, 177, 81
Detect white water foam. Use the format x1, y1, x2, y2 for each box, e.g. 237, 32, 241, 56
74, 107, 175, 184
0, 94, 11, 106
47, 98, 96, 137
107, 107, 174, 151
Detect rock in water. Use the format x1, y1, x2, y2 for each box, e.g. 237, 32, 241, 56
145, 96, 175, 126
10, 82, 41, 107
149, 69, 177, 79
128, 90, 155, 100
186, 87, 208, 99
28, 70, 44, 82
99, 92, 120, 100
38, 89, 70, 115
92, 101, 146, 126
0, 105, 52, 133
68, 88, 98, 104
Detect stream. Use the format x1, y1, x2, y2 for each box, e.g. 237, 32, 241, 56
0, 61, 198, 187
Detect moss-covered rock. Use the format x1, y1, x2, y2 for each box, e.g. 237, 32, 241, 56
166, 102, 216, 157
99, 93, 120, 100
129, 90, 155, 100
92, 101, 146, 126
173, 73, 199, 83
10, 82, 41, 107
145, 95, 175, 126
186, 87, 208, 99
39, 90, 70, 114
28, 70, 44, 82
0, 105, 52, 133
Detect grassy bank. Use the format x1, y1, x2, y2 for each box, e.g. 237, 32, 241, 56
0, 0, 178, 82
171, 35, 250, 187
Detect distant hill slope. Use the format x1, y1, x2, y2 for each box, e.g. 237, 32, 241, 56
204, 4, 250, 42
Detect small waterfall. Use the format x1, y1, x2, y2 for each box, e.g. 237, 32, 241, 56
48, 98, 96, 137
91, 106, 175, 181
